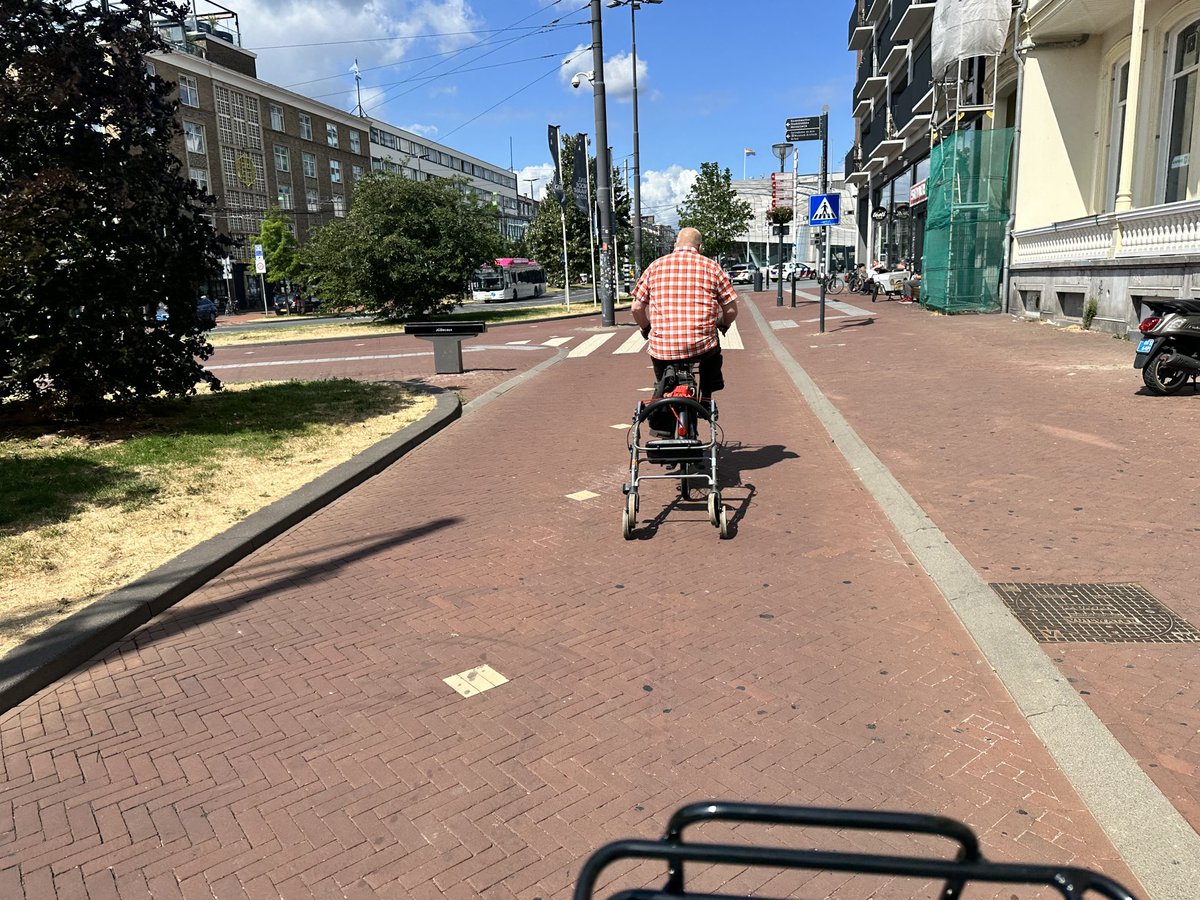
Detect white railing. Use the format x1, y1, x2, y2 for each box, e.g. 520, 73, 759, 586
1013, 199, 1200, 264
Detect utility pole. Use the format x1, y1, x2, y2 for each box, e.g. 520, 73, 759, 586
819, 104, 829, 335
589, 0, 615, 327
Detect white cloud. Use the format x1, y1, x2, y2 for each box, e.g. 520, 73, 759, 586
602, 51, 647, 102
237, 0, 484, 115
639, 166, 697, 227
516, 163, 556, 200
558, 44, 647, 102
407, 122, 440, 137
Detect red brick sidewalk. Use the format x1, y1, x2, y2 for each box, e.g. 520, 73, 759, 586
754, 286, 1200, 834
1, 306, 1139, 897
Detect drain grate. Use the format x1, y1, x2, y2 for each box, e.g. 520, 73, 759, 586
989, 583, 1200, 643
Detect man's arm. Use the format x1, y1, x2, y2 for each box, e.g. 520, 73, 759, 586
630, 269, 651, 330
715, 268, 738, 327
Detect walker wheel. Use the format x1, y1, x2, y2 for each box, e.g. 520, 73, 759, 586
623, 492, 637, 540
708, 492, 721, 527
718, 505, 731, 539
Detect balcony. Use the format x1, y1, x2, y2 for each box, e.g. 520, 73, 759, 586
1013, 201, 1200, 266
853, 95, 874, 121
892, 0, 936, 42
881, 41, 910, 77
847, 2, 873, 51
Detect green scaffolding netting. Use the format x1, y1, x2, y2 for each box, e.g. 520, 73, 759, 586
922, 127, 1014, 313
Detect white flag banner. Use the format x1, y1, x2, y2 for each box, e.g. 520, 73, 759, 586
931, 0, 1013, 78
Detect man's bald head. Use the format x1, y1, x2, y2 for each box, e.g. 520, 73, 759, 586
675, 227, 702, 250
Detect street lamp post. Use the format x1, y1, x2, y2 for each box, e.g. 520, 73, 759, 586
588, 0, 616, 327
607, 0, 661, 282
771, 142, 793, 307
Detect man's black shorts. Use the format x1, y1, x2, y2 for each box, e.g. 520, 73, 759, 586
651, 346, 724, 397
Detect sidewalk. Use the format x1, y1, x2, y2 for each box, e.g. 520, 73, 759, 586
0, 304, 1144, 897
754, 286, 1200, 834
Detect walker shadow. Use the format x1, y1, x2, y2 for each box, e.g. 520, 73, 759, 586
630, 483, 756, 541
718, 442, 799, 488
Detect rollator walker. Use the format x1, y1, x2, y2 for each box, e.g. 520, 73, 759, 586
622, 358, 729, 539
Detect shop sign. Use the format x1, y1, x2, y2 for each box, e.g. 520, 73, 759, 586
871, 207, 889, 221
910, 178, 928, 206
893, 205, 911, 220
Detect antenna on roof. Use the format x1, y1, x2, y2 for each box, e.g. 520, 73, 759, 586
352, 59, 365, 118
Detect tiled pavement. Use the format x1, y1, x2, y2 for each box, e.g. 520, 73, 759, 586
757, 287, 1200, 836
0, 297, 1150, 897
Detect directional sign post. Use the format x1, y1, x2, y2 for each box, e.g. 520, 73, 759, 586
785, 116, 821, 143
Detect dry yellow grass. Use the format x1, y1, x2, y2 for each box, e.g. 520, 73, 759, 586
0, 383, 435, 657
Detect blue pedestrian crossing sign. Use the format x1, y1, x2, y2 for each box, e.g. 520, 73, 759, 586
808, 193, 840, 226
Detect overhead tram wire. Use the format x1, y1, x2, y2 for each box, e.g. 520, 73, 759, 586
306, 52, 573, 101
283, 21, 586, 90
251, 22, 565, 51
365, 0, 588, 112
439, 46, 591, 143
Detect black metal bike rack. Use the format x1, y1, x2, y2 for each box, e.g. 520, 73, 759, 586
573, 801, 1137, 900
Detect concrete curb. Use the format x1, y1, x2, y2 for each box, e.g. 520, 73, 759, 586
0, 391, 462, 714
744, 294, 1200, 900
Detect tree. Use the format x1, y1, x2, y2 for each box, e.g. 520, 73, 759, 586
677, 162, 753, 262
0, 0, 227, 418
524, 134, 630, 287
252, 208, 301, 288
298, 172, 504, 320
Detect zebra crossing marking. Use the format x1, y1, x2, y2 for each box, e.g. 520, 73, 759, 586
542, 337, 572, 347
505, 340, 531, 345
613, 331, 648, 354
718, 320, 744, 350
567, 333, 616, 358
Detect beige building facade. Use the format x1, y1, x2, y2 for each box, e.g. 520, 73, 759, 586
1010, 0, 1200, 331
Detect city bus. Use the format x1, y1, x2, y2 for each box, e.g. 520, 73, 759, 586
470, 258, 547, 302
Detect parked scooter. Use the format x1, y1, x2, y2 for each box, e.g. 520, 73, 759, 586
1133, 298, 1200, 394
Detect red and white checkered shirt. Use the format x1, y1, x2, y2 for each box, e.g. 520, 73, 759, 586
631, 247, 738, 360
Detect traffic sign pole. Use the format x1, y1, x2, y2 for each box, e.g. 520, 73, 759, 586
819, 106, 829, 335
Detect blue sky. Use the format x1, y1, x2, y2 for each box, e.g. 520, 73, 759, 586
236, 0, 855, 222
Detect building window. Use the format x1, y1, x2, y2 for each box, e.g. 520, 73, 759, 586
270, 104, 284, 131
189, 166, 209, 192
349, 130, 361, 154
306, 188, 320, 212
302, 152, 316, 178
178, 74, 199, 107
274, 145, 290, 172
1164, 20, 1199, 203
299, 114, 313, 141
145, 60, 156, 78
213, 84, 262, 151
326, 123, 339, 147
1106, 59, 1130, 211
352, 164, 364, 181
277, 184, 292, 209
183, 121, 206, 154
333, 195, 345, 217
330, 160, 342, 183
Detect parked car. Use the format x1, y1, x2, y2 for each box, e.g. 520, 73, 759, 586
155, 297, 218, 329
726, 263, 756, 285
273, 292, 321, 315
770, 262, 815, 282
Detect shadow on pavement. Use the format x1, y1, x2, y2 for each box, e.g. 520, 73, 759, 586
719, 442, 799, 488
124, 517, 460, 655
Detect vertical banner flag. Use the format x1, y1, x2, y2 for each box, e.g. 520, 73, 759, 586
572, 134, 590, 214
547, 124, 566, 209
744, 148, 756, 157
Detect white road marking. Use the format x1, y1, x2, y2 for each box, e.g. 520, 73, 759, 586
443, 665, 509, 698
770, 320, 800, 330
718, 320, 744, 350
613, 331, 648, 354
567, 333, 616, 358
611, 423, 631, 430
542, 337, 572, 347
506, 340, 531, 345
565, 490, 600, 501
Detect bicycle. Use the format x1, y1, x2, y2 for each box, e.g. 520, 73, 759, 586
815, 271, 844, 295
575, 801, 1138, 899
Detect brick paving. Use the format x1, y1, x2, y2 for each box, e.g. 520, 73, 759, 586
756, 286, 1200, 836
0, 299, 1143, 897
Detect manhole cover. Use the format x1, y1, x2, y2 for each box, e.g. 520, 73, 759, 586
989, 583, 1200, 643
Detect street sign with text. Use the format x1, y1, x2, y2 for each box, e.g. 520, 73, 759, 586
785, 115, 821, 142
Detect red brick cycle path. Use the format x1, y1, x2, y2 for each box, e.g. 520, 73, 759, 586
1, 304, 1140, 897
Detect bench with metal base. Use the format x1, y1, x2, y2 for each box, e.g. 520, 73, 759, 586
404, 321, 488, 374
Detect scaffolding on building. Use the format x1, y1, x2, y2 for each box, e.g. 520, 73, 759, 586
922, 51, 1014, 313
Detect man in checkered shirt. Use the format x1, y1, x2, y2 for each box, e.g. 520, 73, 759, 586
630, 227, 739, 399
